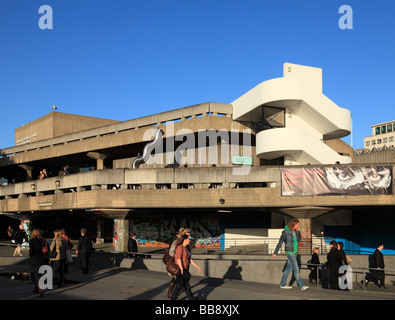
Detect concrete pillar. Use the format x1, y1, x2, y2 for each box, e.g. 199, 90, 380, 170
113, 218, 130, 253
96, 219, 103, 244
97, 159, 104, 170
297, 218, 312, 254
99, 209, 131, 253
86, 152, 111, 170
279, 206, 335, 255
19, 165, 34, 181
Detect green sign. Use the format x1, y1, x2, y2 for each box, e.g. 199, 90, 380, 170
232, 156, 253, 165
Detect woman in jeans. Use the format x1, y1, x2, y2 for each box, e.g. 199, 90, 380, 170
171, 234, 201, 300
273, 219, 309, 291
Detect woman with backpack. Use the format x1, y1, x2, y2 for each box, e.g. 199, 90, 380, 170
29, 228, 49, 297
171, 234, 201, 300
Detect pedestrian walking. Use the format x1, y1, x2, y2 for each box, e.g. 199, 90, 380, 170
60, 228, 73, 275
308, 247, 320, 284
373, 243, 386, 289
50, 229, 68, 288
327, 240, 342, 290
273, 219, 309, 291
29, 228, 49, 297
128, 233, 138, 257
166, 228, 185, 298
75, 228, 92, 274
171, 234, 202, 300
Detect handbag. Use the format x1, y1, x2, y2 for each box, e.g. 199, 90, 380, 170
42, 239, 49, 258
48, 240, 57, 259
163, 249, 171, 265
166, 256, 180, 276
66, 249, 73, 263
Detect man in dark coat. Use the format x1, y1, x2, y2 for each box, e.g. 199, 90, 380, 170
128, 233, 138, 257
75, 228, 92, 274
373, 243, 386, 289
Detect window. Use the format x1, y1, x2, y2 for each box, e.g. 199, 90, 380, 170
381, 126, 386, 134
372, 140, 376, 145
375, 127, 380, 135
366, 141, 370, 147
384, 138, 388, 143
388, 125, 393, 132
377, 139, 382, 144
390, 137, 394, 142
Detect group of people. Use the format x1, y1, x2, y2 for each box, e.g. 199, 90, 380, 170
36, 164, 73, 180
11, 226, 93, 298
273, 219, 388, 291
39, 169, 48, 179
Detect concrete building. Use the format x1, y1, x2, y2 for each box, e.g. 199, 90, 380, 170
0, 63, 394, 255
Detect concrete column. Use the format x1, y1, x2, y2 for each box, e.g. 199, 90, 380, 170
87, 152, 111, 170
99, 209, 131, 253
97, 159, 104, 170
279, 206, 334, 255
297, 218, 312, 254
113, 218, 130, 253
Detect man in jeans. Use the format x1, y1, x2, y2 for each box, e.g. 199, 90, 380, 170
273, 219, 309, 291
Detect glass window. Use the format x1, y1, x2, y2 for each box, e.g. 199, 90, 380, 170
390, 137, 394, 142
366, 141, 370, 147
375, 127, 380, 135
372, 140, 376, 145
388, 125, 393, 132
384, 138, 388, 143
377, 139, 382, 144
381, 126, 386, 134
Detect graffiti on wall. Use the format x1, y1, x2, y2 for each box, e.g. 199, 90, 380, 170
130, 214, 221, 248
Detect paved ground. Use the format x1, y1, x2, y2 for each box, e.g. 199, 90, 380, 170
1, 256, 394, 301
1, 242, 394, 304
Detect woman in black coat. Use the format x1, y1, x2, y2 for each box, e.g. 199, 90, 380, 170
327, 240, 343, 290
29, 228, 49, 297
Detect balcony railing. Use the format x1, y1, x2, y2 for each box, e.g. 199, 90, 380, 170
0, 166, 280, 200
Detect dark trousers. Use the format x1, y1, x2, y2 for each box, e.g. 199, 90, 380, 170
329, 270, 340, 290
31, 266, 41, 291
52, 259, 65, 287
79, 251, 90, 273
171, 271, 195, 300
373, 270, 385, 287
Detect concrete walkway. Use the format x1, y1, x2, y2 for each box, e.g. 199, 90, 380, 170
1, 242, 394, 302
1, 259, 394, 301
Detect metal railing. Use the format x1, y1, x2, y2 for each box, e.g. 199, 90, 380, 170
300, 262, 395, 290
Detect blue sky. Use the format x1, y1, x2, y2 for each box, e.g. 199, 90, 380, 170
0, 0, 394, 150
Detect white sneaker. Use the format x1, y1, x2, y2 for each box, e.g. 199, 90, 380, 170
280, 285, 292, 289
301, 286, 309, 291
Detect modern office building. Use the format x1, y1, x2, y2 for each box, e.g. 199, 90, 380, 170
0, 63, 393, 254
363, 121, 395, 151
